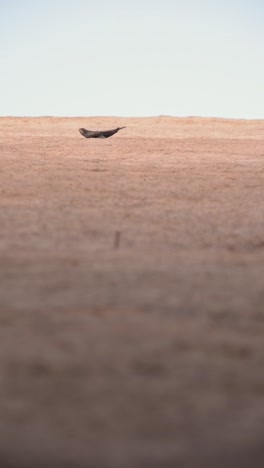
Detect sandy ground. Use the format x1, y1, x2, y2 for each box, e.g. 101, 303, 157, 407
0, 116, 264, 467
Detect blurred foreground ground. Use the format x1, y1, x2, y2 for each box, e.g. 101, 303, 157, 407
0, 116, 264, 467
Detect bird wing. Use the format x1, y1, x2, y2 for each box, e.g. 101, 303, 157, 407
100, 127, 126, 138
100, 128, 120, 138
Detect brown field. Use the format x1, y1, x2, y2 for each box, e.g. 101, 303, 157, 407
0, 116, 264, 467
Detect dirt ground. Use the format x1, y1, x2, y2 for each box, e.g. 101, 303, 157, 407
0, 116, 264, 467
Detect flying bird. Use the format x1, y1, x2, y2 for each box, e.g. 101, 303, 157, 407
79, 126, 126, 139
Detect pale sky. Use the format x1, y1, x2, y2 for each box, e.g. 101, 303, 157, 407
1, 0, 264, 118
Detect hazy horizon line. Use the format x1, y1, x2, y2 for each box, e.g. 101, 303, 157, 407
1, 114, 264, 122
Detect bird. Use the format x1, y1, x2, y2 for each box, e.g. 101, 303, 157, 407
79, 126, 126, 139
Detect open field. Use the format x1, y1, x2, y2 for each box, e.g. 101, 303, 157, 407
1, 116, 264, 467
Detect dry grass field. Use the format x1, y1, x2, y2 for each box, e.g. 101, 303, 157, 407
0, 116, 264, 467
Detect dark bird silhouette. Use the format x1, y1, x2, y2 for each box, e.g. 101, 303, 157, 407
79, 126, 126, 139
